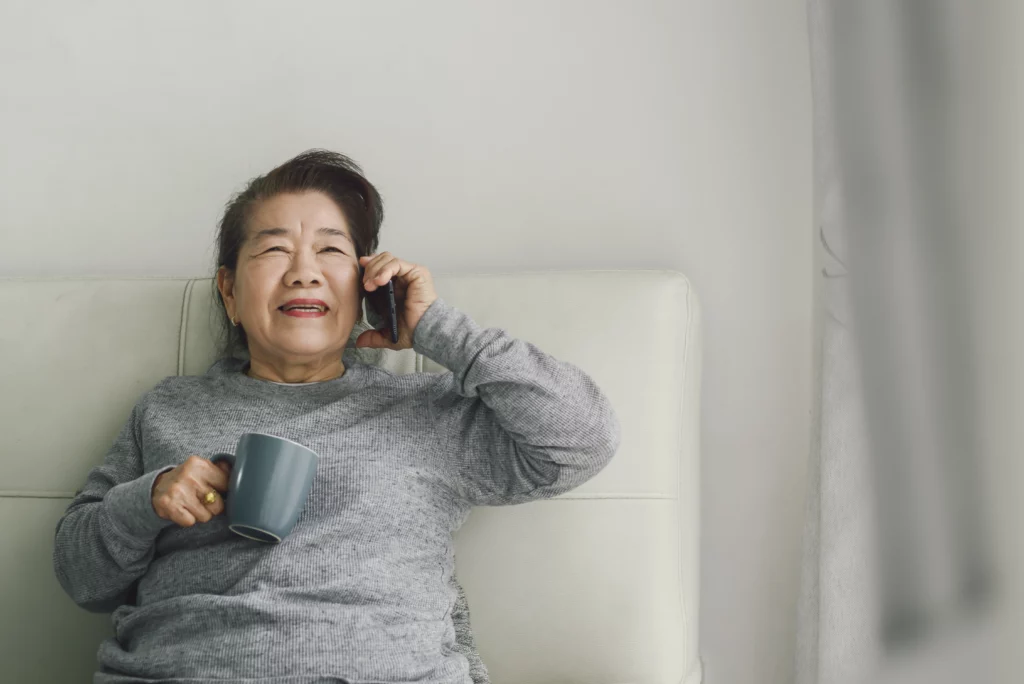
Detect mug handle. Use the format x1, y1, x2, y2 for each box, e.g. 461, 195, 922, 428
211, 453, 235, 499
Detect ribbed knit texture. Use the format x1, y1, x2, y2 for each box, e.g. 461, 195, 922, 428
53, 297, 621, 684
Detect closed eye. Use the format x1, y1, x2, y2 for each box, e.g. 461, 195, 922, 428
261, 246, 345, 255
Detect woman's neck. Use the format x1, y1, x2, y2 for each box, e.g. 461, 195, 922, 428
245, 358, 346, 384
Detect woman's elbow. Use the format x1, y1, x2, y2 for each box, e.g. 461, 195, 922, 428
53, 550, 88, 611
557, 423, 619, 495
52, 519, 128, 613
53, 553, 129, 614
52, 540, 88, 611
577, 403, 622, 473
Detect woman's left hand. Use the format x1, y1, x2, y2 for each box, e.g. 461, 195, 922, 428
355, 252, 438, 350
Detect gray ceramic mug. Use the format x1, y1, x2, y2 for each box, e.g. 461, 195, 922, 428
211, 433, 319, 544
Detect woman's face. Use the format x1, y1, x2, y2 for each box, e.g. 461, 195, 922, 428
217, 191, 362, 368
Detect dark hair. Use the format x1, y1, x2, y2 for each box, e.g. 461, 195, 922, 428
211, 149, 384, 360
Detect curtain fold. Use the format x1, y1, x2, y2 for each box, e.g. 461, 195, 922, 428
798, 2, 996, 682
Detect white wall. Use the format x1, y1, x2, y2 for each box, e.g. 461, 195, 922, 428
0, 1, 812, 682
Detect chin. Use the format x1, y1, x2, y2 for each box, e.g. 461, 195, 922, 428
275, 337, 344, 359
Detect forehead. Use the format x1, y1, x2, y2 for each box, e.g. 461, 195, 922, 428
247, 191, 352, 241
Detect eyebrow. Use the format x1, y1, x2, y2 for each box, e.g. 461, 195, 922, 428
251, 227, 353, 244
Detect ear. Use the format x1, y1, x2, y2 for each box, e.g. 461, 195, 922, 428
216, 266, 236, 318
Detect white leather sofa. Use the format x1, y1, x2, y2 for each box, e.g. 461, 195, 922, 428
0, 269, 702, 683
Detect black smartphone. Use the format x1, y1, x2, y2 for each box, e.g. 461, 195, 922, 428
382, 279, 398, 343
362, 267, 399, 343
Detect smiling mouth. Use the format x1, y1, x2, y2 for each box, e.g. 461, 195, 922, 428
278, 305, 329, 318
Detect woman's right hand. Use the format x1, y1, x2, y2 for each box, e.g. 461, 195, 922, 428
151, 455, 231, 527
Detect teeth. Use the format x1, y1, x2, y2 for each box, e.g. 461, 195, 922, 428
283, 305, 324, 312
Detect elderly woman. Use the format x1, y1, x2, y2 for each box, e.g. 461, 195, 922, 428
52, 150, 621, 684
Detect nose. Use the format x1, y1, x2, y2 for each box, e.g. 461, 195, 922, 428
283, 249, 322, 287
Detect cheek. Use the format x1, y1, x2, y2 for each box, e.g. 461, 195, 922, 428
331, 258, 359, 279
329, 263, 361, 294
237, 264, 280, 311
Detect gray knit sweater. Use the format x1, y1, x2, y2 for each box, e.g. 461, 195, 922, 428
53, 297, 621, 683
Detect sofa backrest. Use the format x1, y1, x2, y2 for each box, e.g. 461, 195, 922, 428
0, 270, 702, 683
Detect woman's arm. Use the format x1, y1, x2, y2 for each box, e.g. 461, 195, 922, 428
416, 298, 621, 507
52, 399, 175, 613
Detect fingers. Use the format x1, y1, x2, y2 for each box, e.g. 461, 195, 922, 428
155, 455, 231, 528
355, 326, 393, 350
170, 507, 197, 528
179, 494, 214, 526
203, 494, 226, 518
359, 253, 404, 291
361, 256, 393, 291
195, 457, 230, 493
189, 456, 230, 523
155, 475, 205, 527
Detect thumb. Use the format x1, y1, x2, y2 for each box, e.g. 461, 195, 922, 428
355, 328, 391, 349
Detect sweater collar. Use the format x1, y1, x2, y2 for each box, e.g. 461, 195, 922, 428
206, 354, 373, 398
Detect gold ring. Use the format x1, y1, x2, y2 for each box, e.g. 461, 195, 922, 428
203, 491, 217, 504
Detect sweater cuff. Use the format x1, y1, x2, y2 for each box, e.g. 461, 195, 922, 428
103, 466, 176, 542
412, 297, 481, 376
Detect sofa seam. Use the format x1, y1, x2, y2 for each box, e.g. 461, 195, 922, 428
676, 277, 697, 682
177, 279, 196, 376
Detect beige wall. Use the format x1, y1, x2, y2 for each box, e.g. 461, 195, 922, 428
0, 2, 812, 682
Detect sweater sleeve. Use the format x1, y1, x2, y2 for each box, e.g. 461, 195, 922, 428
52, 397, 176, 613
413, 297, 621, 507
